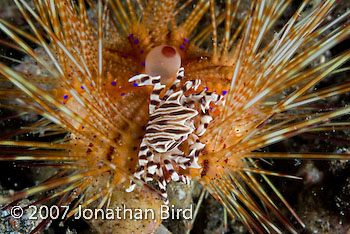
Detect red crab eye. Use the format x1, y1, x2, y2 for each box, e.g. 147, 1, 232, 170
145, 45, 181, 83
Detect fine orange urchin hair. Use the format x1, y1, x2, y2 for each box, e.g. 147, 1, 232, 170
0, 0, 350, 233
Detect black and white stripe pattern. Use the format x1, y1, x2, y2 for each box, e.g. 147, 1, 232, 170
127, 67, 223, 202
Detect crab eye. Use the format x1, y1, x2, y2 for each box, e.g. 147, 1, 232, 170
145, 45, 181, 83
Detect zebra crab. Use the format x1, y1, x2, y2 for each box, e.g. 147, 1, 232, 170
126, 67, 224, 202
